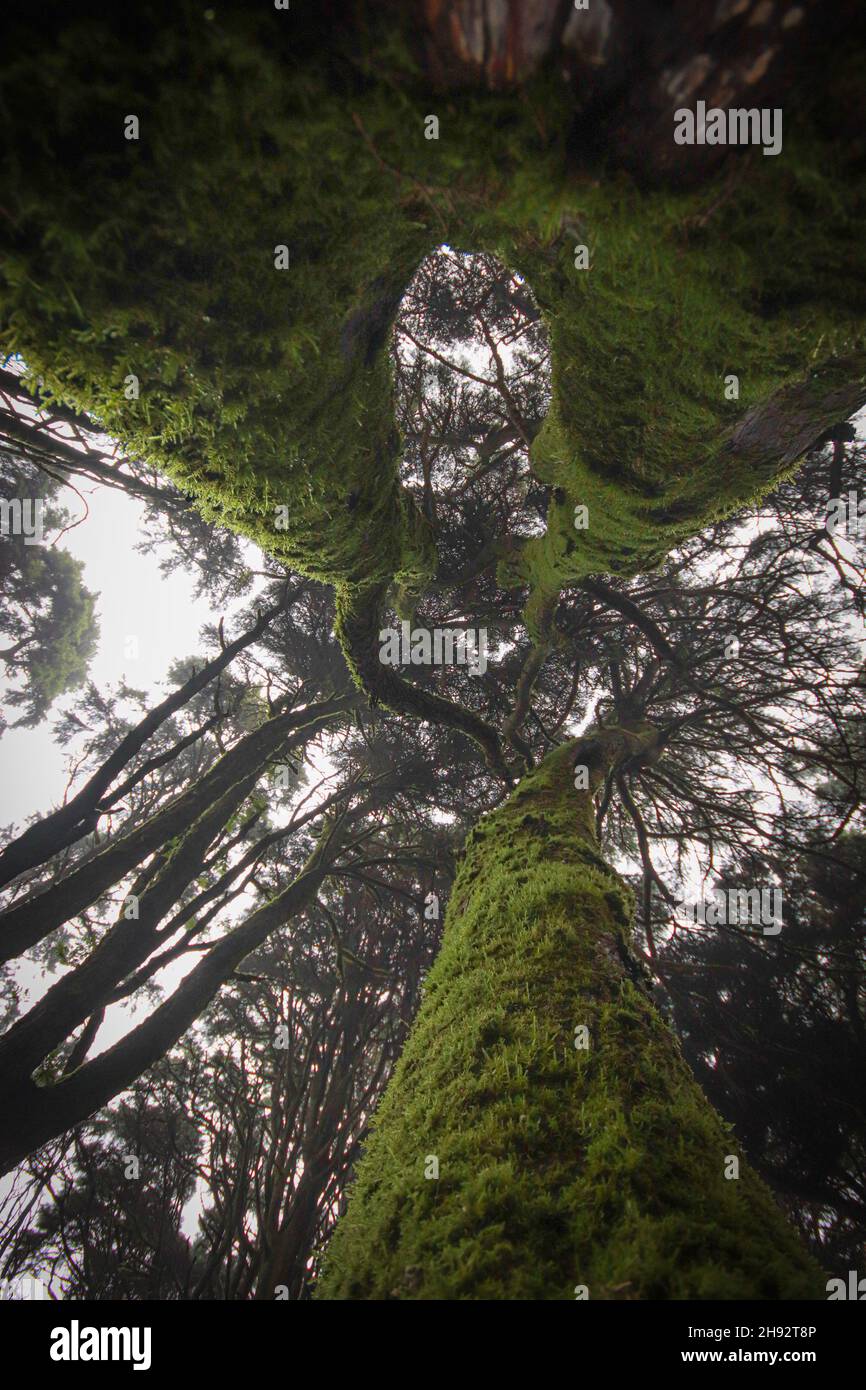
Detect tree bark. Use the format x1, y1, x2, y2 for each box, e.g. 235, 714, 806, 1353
411, 0, 861, 184
0, 764, 266, 1080
317, 729, 823, 1299
0, 405, 182, 510
0, 694, 352, 965
0, 826, 341, 1176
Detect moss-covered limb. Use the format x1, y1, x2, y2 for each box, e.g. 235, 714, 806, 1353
2, 8, 866, 635
317, 733, 824, 1300
501, 345, 866, 639
719, 352, 866, 483
498, 581, 562, 759
0, 4, 441, 599
334, 581, 515, 784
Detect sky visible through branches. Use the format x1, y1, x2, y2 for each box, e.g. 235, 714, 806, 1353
4, 244, 863, 1048
1, 239, 865, 1302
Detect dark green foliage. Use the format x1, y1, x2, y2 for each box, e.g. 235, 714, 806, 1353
17, 1090, 200, 1300
663, 837, 866, 1277
0, 458, 98, 726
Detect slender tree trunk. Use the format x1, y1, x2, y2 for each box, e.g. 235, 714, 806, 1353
0, 694, 352, 965
317, 729, 824, 1300
256, 1152, 332, 1301
0, 586, 296, 890
0, 764, 267, 1079
0, 827, 341, 1176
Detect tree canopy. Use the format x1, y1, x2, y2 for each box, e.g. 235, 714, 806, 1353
0, 0, 864, 1303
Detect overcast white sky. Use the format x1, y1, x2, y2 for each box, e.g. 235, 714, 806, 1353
0, 482, 211, 830
0, 382, 277, 1070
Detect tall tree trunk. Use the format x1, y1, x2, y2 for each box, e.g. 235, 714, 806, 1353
317, 729, 823, 1300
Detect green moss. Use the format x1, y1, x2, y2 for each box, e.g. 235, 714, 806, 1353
2, 5, 865, 650
495, 147, 866, 633
317, 735, 824, 1299
0, 11, 854, 1293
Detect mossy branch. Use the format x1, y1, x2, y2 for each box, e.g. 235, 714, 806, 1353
335, 581, 515, 786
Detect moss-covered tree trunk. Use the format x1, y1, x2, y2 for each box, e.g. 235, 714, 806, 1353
317, 730, 823, 1300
